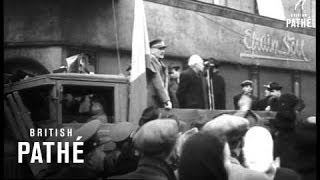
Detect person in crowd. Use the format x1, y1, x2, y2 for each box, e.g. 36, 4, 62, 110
146, 39, 172, 109
108, 119, 180, 180
293, 117, 316, 180
262, 82, 305, 112
202, 114, 270, 180
207, 58, 226, 109
138, 105, 162, 126
257, 82, 273, 111
168, 65, 181, 108
178, 131, 228, 180
101, 122, 140, 178
263, 82, 283, 111
233, 80, 258, 110
36, 120, 105, 179
243, 126, 300, 180
177, 54, 208, 109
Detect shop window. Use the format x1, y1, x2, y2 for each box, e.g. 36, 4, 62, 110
61, 85, 114, 124
256, 0, 285, 20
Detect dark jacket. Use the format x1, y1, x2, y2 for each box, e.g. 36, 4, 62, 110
274, 167, 300, 180
177, 68, 208, 109
211, 72, 226, 109
108, 156, 176, 180
168, 79, 180, 108
256, 96, 272, 111
146, 55, 170, 108
233, 93, 259, 110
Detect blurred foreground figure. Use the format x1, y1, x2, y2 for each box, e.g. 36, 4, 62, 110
202, 115, 270, 180
108, 119, 180, 180
243, 126, 300, 180
178, 131, 228, 180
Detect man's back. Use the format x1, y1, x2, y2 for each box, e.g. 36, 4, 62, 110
177, 68, 207, 109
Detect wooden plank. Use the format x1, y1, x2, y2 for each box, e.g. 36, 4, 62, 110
6, 93, 48, 176
4, 100, 23, 141
6, 94, 31, 142
12, 91, 42, 143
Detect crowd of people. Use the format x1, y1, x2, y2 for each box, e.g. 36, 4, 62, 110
35, 38, 315, 180
36, 95, 316, 180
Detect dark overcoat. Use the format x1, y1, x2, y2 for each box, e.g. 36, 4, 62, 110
176, 68, 208, 109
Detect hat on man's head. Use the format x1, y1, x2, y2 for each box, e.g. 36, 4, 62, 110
241, 80, 253, 87
133, 119, 179, 156
149, 39, 167, 49
263, 82, 282, 91
48, 120, 101, 155
109, 122, 139, 142
139, 106, 161, 126
202, 114, 249, 142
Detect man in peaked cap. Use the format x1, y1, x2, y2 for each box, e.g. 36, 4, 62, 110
98, 122, 140, 178
37, 120, 105, 179
202, 115, 270, 180
146, 39, 172, 109
233, 80, 259, 110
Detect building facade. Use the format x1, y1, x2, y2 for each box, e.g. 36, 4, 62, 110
4, 0, 316, 116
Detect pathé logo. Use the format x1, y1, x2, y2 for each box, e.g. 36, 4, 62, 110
294, 0, 307, 11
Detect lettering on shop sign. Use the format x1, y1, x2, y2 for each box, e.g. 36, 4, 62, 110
240, 29, 309, 62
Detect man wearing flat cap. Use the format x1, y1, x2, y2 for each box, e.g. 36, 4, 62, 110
146, 39, 172, 109
233, 80, 258, 110
108, 119, 180, 180
202, 115, 270, 180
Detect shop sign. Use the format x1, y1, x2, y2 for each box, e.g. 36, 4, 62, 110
241, 29, 309, 62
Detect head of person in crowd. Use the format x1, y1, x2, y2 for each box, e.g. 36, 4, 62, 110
38, 120, 105, 179
263, 86, 271, 97
178, 131, 229, 180
169, 65, 181, 80
202, 114, 249, 162
138, 106, 161, 126
106, 122, 140, 176
188, 54, 205, 73
150, 39, 167, 59
243, 126, 301, 180
242, 126, 274, 173
240, 80, 254, 95
133, 118, 180, 164
264, 82, 282, 98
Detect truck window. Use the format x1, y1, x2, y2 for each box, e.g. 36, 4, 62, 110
19, 86, 52, 122
61, 85, 114, 123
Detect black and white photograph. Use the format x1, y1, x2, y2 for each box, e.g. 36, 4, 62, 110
3, 0, 316, 179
